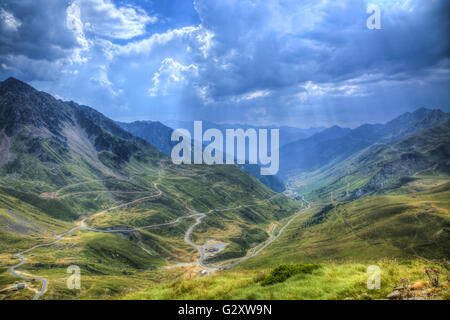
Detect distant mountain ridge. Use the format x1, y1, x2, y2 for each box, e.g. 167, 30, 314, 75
280, 107, 450, 177
293, 119, 450, 201
117, 119, 286, 192
163, 120, 324, 147
117, 108, 450, 193
117, 120, 175, 156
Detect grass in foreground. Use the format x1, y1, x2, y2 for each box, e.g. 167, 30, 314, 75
125, 259, 449, 300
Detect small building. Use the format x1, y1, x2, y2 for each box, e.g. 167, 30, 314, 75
17, 283, 25, 290
200, 270, 208, 275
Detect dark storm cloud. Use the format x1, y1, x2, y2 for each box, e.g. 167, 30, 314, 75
0, 0, 78, 61
0, 0, 448, 127
192, 0, 449, 102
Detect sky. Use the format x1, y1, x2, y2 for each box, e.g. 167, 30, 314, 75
0, 0, 449, 128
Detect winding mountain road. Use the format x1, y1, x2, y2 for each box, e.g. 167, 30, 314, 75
9, 226, 81, 300
8, 188, 310, 300
8, 193, 161, 300
194, 197, 311, 270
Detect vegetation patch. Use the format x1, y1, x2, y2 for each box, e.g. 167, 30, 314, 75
261, 264, 322, 286
303, 204, 334, 227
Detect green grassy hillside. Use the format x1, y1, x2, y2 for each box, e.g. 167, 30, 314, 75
125, 259, 449, 300
288, 121, 450, 203
0, 78, 301, 300
125, 175, 449, 300
243, 178, 449, 267
1, 78, 448, 300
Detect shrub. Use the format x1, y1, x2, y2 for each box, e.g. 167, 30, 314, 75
261, 264, 322, 286
424, 268, 440, 287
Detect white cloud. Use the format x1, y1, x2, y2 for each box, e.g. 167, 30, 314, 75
364, 0, 416, 12
233, 90, 271, 102
0, 8, 21, 31
197, 85, 214, 105
149, 58, 198, 97
90, 65, 123, 96
196, 28, 214, 59
117, 26, 201, 56
66, 3, 91, 63
74, 0, 156, 40
299, 80, 370, 101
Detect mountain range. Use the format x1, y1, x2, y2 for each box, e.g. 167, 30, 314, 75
0, 77, 448, 300
162, 120, 324, 146
279, 108, 450, 178
116, 107, 450, 198
0, 77, 299, 264
117, 120, 287, 192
